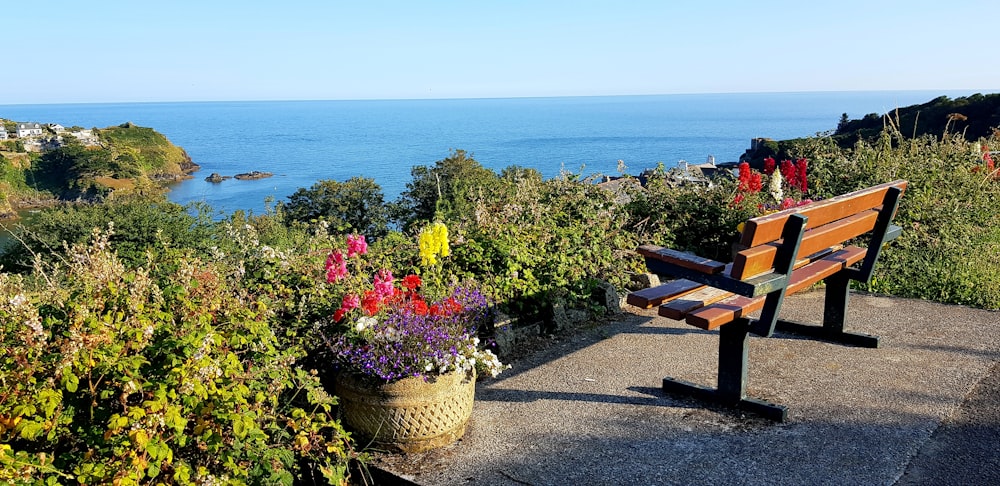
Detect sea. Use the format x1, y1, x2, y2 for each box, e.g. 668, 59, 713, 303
0, 90, 987, 217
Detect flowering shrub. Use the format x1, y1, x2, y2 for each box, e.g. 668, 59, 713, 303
0, 226, 354, 484
733, 158, 813, 213
321, 225, 509, 382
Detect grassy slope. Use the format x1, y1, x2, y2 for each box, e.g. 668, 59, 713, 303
96, 123, 197, 178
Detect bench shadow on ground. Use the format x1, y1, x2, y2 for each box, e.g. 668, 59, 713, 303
476, 385, 699, 409
480, 311, 749, 417
489, 310, 709, 383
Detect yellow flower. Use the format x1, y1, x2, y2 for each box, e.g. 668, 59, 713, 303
419, 222, 450, 266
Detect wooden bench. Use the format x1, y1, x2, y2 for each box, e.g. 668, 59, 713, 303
628, 180, 907, 421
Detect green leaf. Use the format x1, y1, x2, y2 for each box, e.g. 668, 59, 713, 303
232, 415, 247, 439
145, 439, 170, 461
147, 462, 161, 479
62, 369, 79, 393
38, 389, 62, 418
132, 429, 149, 449
18, 420, 44, 440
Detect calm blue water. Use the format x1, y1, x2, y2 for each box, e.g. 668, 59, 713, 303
0, 91, 983, 216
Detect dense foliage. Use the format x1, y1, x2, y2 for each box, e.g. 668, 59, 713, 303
282, 177, 389, 238
0, 227, 354, 484
834, 93, 1000, 147
2, 103, 999, 482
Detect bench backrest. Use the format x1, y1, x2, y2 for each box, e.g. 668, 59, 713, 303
730, 180, 908, 280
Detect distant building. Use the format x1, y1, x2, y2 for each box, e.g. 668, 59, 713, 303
49, 123, 65, 132
67, 129, 99, 146
0, 126, 7, 140
16, 122, 43, 138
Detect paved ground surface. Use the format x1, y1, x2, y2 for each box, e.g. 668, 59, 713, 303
366, 291, 1000, 485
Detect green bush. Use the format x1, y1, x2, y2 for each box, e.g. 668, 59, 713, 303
396, 149, 498, 229
0, 228, 353, 484
1, 196, 216, 272
441, 171, 643, 318
282, 177, 389, 239
791, 128, 1000, 308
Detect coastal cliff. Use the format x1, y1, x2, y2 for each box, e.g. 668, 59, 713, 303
0, 121, 199, 216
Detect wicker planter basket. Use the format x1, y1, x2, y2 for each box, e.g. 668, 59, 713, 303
334, 369, 476, 453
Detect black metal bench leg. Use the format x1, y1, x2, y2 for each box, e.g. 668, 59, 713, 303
773, 273, 880, 348
663, 319, 787, 421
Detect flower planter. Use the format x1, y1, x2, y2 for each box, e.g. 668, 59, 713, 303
334, 369, 476, 453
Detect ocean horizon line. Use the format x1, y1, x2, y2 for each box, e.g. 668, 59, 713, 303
3, 88, 998, 108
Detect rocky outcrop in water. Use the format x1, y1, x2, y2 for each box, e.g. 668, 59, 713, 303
234, 171, 273, 180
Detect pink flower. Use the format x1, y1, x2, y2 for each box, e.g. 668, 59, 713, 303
342, 293, 361, 311
373, 269, 395, 301
325, 250, 348, 282
781, 197, 796, 210
347, 234, 368, 258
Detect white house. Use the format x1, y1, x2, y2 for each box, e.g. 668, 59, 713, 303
49, 123, 65, 133
16, 122, 43, 138
0, 127, 7, 140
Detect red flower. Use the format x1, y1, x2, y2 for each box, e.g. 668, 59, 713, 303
780, 160, 798, 190
732, 193, 745, 206
444, 297, 463, 314
737, 162, 762, 194
402, 274, 422, 292
780, 197, 796, 210
333, 308, 347, 322
763, 157, 776, 175
409, 298, 428, 315
361, 290, 380, 316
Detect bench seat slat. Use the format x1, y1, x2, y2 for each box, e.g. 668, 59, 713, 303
658, 286, 733, 320
637, 245, 727, 275
625, 279, 704, 309
653, 246, 841, 319
731, 209, 880, 280
739, 180, 907, 247
686, 246, 868, 330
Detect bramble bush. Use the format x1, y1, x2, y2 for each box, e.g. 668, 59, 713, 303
784, 123, 1000, 308
0, 226, 354, 484
441, 169, 644, 319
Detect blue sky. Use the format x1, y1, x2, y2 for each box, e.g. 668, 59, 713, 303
4, 0, 998, 104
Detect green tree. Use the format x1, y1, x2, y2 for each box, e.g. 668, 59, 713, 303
0, 195, 214, 271
282, 176, 389, 238
397, 149, 498, 227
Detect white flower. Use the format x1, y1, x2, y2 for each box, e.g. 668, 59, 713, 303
356, 316, 377, 332
770, 170, 784, 204
9, 293, 28, 307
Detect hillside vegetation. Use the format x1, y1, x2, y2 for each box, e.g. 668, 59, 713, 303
742, 93, 1000, 166
0, 122, 197, 215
